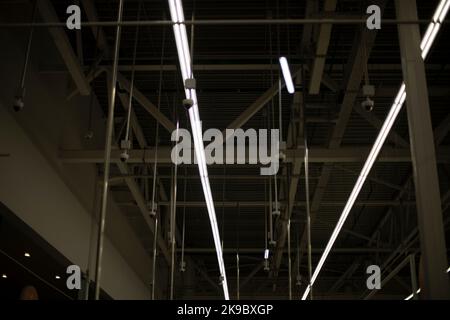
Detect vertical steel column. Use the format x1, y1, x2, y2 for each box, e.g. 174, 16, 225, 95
93, 0, 124, 300
395, 0, 450, 299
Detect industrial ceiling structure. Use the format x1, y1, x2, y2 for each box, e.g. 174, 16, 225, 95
0, 0, 449, 300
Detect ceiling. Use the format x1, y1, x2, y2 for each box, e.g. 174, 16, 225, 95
6, 0, 450, 299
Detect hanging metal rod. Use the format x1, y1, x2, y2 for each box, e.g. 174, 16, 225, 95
0, 19, 441, 28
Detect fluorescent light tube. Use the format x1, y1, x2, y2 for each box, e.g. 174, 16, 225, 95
420, 24, 434, 50
301, 0, 448, 300
404, 288, 421, 300
264, 249, 269, 260
433, 0, 447, 22
421, 23, 440, 59
439, 0, 450, 22
279, 57, 295, 94
167, 0, 229, 300
447, 266, 450, 273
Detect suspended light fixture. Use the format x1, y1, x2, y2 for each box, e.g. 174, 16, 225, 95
168, 0, 229, 300
404, 288, 421, 300
279, 57, 295, 94
302, 0, 449, 300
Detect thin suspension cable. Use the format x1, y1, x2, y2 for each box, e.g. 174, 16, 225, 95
170, 120, 180, 300
124, 1, 142, 143
277, 0, 283, 141
236, 202, 240, 300
150, 19, 167, 215
268, 17, 276, 244
151, 213, 158, 300
269, 17, 279, 219
151, 16, 167, 301
19, 0, 37, 91
180, 167, 187, 270
305, 141, 313, 300
288, 217, 292, 300
221, 166, 226, 251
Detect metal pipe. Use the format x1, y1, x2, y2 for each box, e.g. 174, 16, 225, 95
236, 253, 240, 300
151, 214, 158, 300
0, 19, 440, 28
170, 168, 177, 300
287, 218, 292, 300
305, 145, 313, 300
93, 0, 124, 300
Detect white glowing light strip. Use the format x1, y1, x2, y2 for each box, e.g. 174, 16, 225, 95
279, 57, 295, 94
168, 0, 229, 300
447, 266, 450, 273
264, 249, 269, 260
405, 288, 421, 300
420, 0, 449, 59
301, 1, 449, 300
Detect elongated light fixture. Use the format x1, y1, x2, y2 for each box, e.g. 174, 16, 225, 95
279, 57, 295, 94
404, 288, 421, 300
168, 0, 229, 300
302, 0, 449, 300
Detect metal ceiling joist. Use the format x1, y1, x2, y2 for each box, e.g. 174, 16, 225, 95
59, 146, 450, 164
223, 68, 302, 140
124, 200, 414, 208
353, 104, 410, 148
105, 72, 171, 263
308, 0, 337, 95
36, 0, 90, 96
80, 0, 110, 58
115, 71, 176, 133
116, 161, 171, 263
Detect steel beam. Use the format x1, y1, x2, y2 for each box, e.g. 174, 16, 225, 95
59, 146, 450, 164
118, 200, 415, 208
178, 248, 394, 254
396, 0, 450, 299
353, 104, 409, 148
223, 68, 303, 141
115, 71, 176, 133
80, 0, 110, 58
36, 0, 90, 95
308, 0, 337, 94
